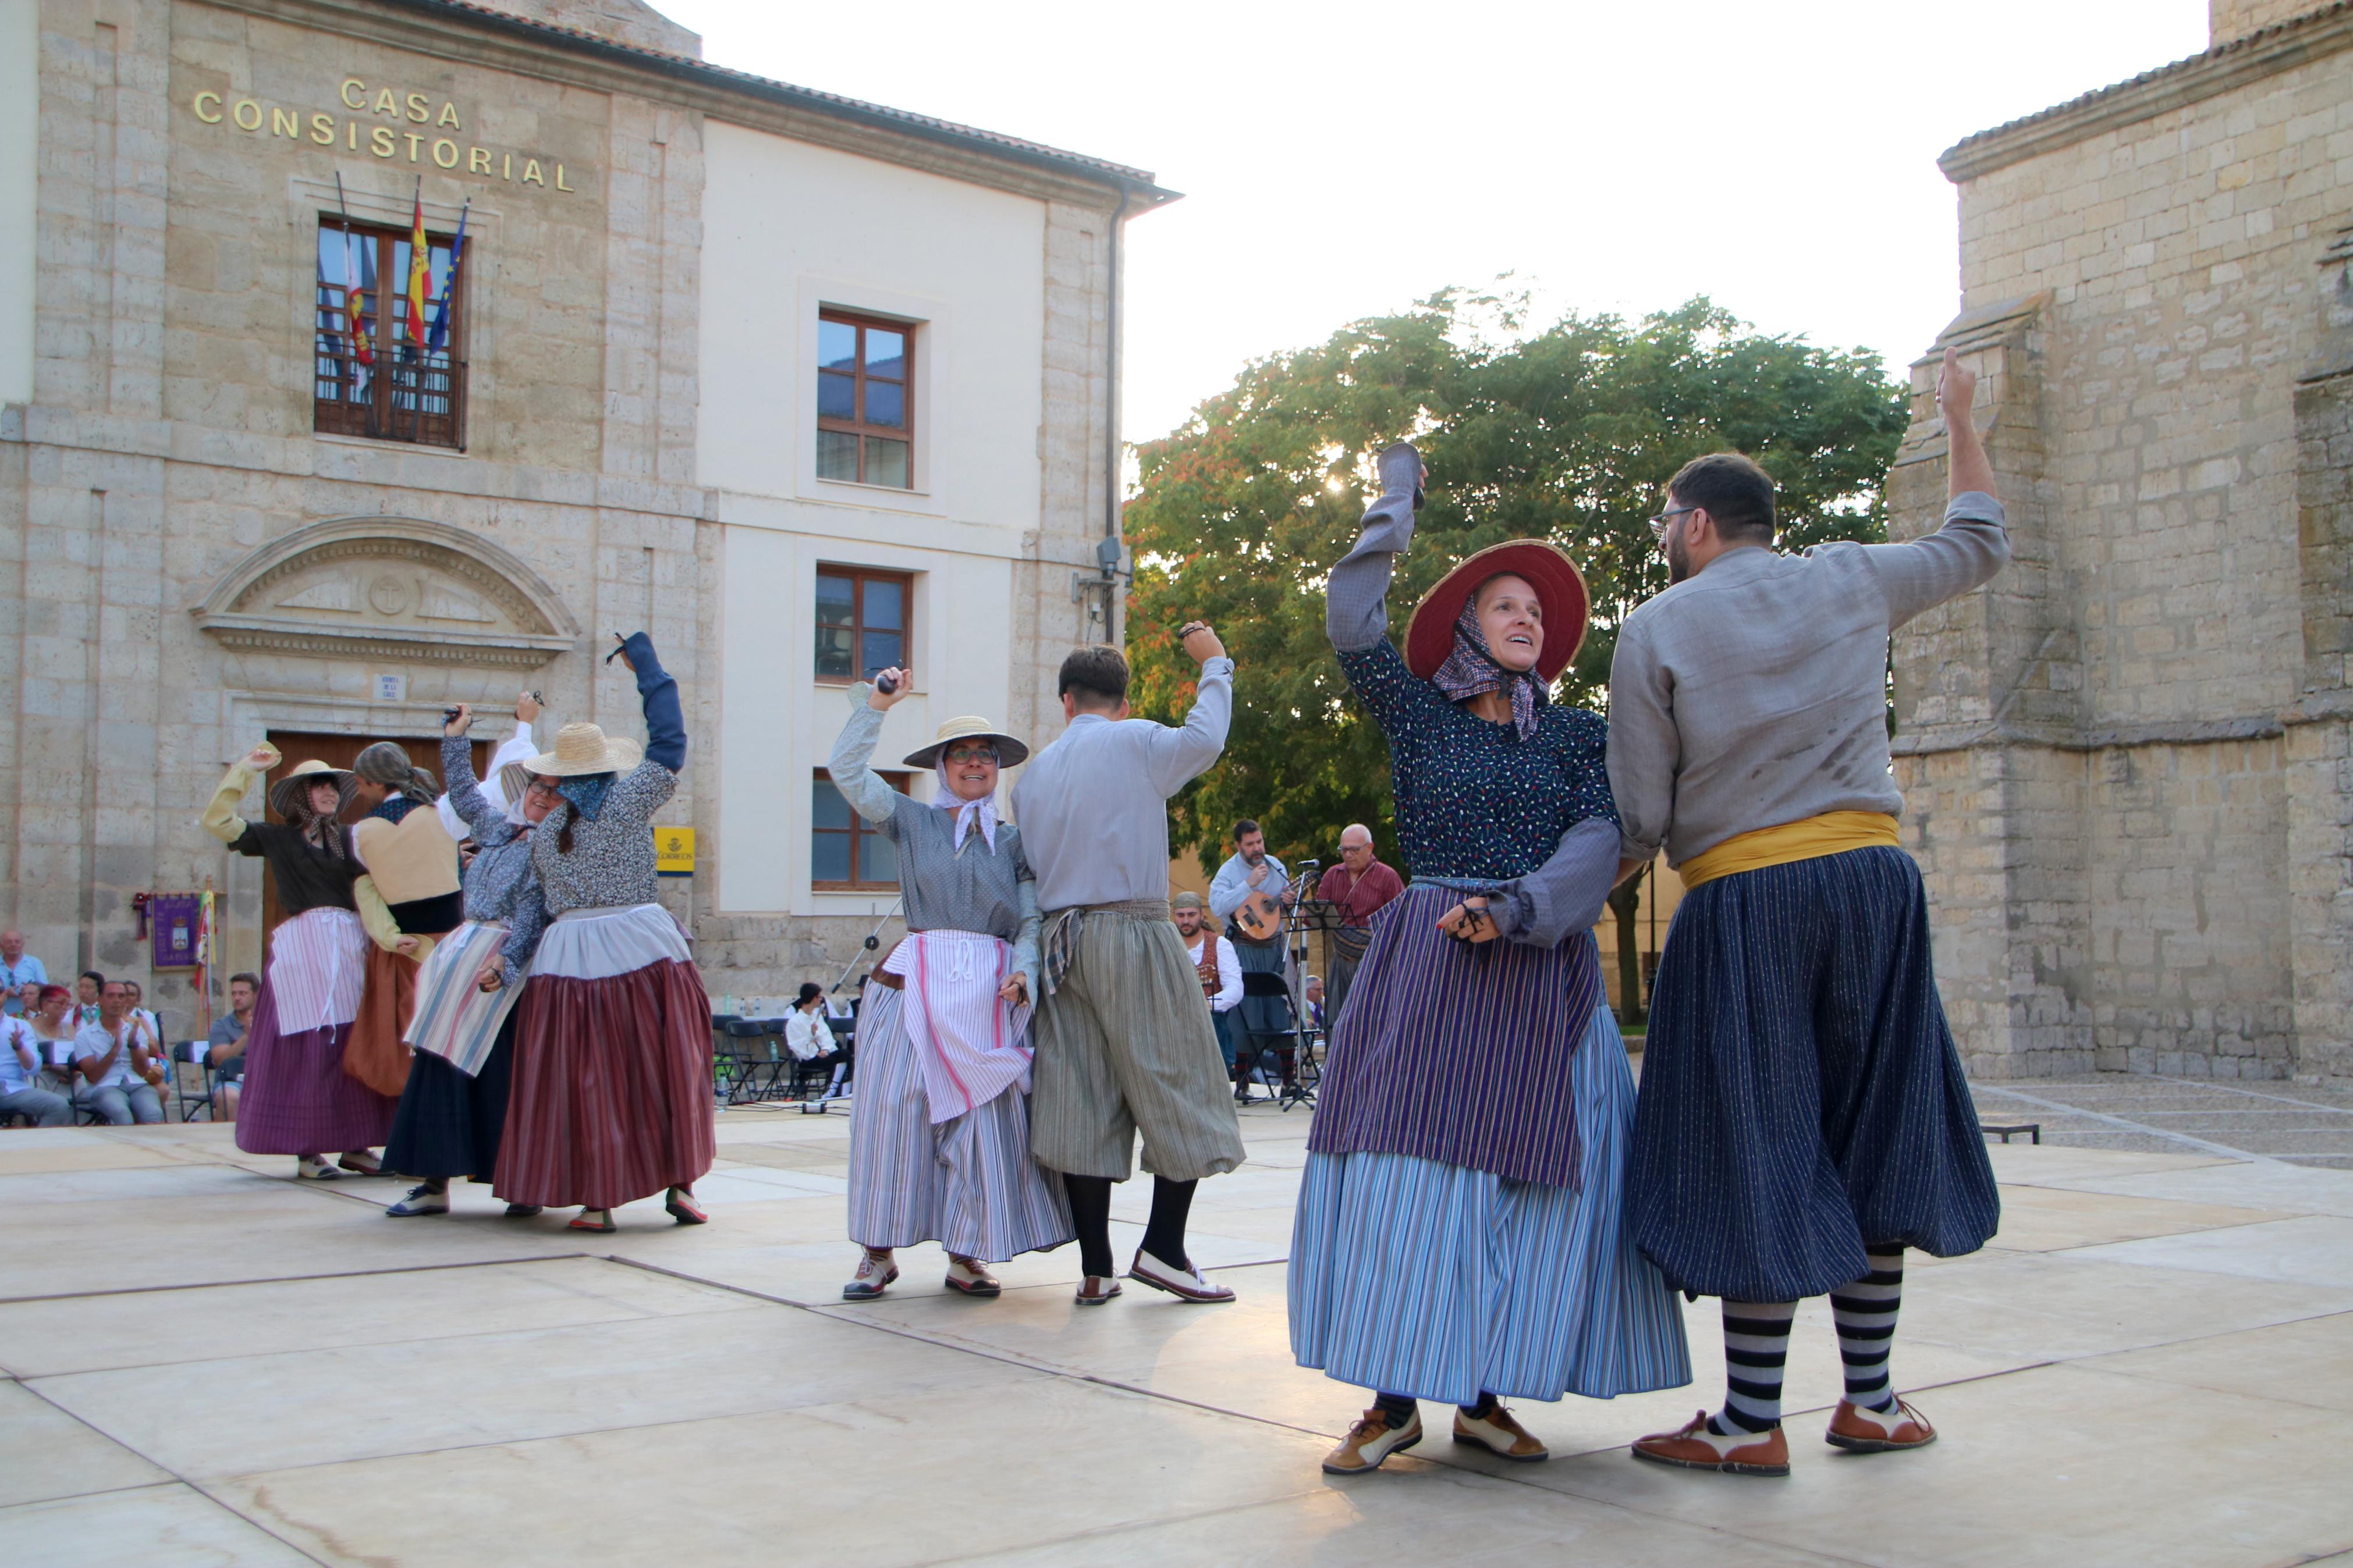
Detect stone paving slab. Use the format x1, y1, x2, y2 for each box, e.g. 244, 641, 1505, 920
4, 1091, 2353, 1566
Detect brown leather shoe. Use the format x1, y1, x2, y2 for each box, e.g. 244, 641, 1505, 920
1825, 1398, 1937, 1453
1631, 1410, 1791, 1477
1453, 1400, 1548, 1462
1322, 1406, 1422, 1474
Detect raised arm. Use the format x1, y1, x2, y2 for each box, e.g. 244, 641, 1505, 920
828, 677, 917, 830
1144, 624, 1235, 798
203, 743, 281, 851
1328, 442, 1423, 652
439, 710, 514, 847
1605, 616, 1680, 865
1864, 348, 2010, 627
605, 632, 684, 819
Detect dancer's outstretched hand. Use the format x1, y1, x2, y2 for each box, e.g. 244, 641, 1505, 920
1936, 345, 1975, 423
867, 669, 914, 711
1179, 621, 1225, 663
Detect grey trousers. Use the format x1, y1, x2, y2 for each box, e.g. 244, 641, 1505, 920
78, 1083, 163, 1126
0, 1087, 72, 1126
1031, 911, 1247, 1182
1326, 954, 1362, 1028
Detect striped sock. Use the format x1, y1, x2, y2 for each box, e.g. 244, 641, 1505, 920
1709, 1299, 1795, 1436
1832, 1247, 1905, 1413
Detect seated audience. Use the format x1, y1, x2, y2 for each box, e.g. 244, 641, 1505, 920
785, 982, 851, 1103
74, 980, 165, 1125
205, 972, 260, 1121
0, 1000, 70, 1126
25, 984, 81, 1092
0, 929, 46, 1015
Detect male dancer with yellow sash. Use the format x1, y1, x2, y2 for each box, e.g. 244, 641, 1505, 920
1607, 348, 2005, 1477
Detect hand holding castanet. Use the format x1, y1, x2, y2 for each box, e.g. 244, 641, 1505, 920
1179, 621, 1224, 663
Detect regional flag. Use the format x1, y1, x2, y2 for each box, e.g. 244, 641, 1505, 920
405, 187, 429, 349
427, 201, 468, 355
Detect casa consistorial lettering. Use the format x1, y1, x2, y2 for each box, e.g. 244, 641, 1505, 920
187, 77, 582, 192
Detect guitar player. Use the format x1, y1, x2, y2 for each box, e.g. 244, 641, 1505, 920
1207, 820, 1301, 1102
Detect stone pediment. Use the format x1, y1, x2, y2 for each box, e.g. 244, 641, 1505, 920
193, 517, 580, 670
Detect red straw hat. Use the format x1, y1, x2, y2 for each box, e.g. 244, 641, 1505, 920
1404, 539, 1590, 684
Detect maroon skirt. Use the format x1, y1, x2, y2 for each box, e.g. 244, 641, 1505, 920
496, 955, 715, 1211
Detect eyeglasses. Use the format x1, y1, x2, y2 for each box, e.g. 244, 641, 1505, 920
523, 778, 562, 798
1648, 505, 1698, 543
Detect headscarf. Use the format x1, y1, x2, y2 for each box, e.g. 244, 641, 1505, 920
1431, 593, 1546, 741
281, 786, 349, 859
557, 773, 616, 823
931, 755, 1000, 852
354, 742, 441, 807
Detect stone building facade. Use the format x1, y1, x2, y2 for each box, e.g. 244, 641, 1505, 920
0, 0, 1172, 1032
1889, 0, 2353, 1080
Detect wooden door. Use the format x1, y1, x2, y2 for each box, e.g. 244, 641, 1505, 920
259, 733, 489, 956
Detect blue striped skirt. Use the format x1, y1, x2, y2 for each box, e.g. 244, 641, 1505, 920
846, 983, 1074, 1262
1629, 845, 2001, 1302
1289, 1004, 1690, 1406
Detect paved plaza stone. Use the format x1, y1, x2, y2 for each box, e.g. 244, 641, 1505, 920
5, 1080, 2353, 1567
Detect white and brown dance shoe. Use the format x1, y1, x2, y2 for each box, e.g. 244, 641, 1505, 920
336, 1150, 384, 1176
944, 1257, 1002, 1297
1631, 1411, 1791, 1477
1453, 1400, 1548, 1462
664, 1186, 707, 1225
567, 1208, 617, 1234
842, 1249, 899, 1301
1073, 1275, 1123, 1306
1128, 1249, 1236, 1304
1825, 1398, 1937, 1453
1322, 1406, 1423, 1474
294, 1156, 342, 1181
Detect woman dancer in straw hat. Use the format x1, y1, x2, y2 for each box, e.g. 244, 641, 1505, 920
828, 674, 1073, 1300
496, 632, 715, 1233
201, 746, 416, 1180
382, 698, 557, 1219
1291, 443, 1688, 1474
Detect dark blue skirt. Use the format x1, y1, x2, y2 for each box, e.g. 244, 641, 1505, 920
384, 1007, 518, 1182
1628, 845, 1999, 1301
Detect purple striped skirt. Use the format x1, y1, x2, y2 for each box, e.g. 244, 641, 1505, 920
1305, 882, 1604, 1190
234, 907, 399, 1157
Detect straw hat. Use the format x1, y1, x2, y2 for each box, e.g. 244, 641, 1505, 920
901, 714, 1030, 771
523, 721, 644, 778
268, 760, 357, 820
1403, 538, 1591, 685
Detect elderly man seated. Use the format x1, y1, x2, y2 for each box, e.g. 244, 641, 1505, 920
73, 980, 165, 1125
1, 999, 70, 1126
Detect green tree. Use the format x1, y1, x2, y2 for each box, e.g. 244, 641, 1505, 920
1124, 291, 1908, 908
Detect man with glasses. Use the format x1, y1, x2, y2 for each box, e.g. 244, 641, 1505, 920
1607, 347, 2008, 1478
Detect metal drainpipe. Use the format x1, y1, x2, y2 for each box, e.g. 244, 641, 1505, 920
1100, 190, 1131, 642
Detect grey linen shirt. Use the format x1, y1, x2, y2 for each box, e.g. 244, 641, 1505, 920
1607, 492, 2010, 867
826, 689, 1044, 1002
1010, 660, 1235, 911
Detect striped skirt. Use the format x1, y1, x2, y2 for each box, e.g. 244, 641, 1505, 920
847, 983, 1073, 1260
405, 920, 527, 1078
1629, 845, 2001, 1302
1290, 1003, 1688, 1406
235, 908, 398, 1157
496, 904, 715, 1212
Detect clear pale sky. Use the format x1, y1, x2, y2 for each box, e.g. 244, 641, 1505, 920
659, 1, 2212, 443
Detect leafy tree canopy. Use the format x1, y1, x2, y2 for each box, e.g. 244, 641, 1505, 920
1124, 289, 1908, 876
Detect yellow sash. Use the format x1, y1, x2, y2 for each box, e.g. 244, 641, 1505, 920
1677, 811, 1900, 890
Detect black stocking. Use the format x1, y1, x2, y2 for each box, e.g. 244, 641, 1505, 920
1063, 1174, 1114, 1278
1139, 1176, 1197, 1271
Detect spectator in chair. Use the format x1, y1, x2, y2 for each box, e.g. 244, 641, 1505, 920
785, 983, 851, 1104
0, 995, 70, 1126
75, 970, 104, 1027
207, 972, 261, 1121
74, 980, 165, 1125
25, 984, 80, 1092
0, 930, 47, 1015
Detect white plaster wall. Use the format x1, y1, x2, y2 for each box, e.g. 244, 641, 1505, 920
698, 117, 1048, 917
717, 524, 1016, 915
696, 118, 1046, 523
0, 0, 37, 405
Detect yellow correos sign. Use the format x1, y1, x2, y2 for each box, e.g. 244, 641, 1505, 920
654, 826, 696, 876
187, 77, 583, 193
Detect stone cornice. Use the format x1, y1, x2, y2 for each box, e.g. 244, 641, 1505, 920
1892, 712, 2297, 757
1939, 3, 2353, 182
190, 0, 1176, 216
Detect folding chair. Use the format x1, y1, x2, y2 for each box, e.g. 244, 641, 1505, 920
719, 1019, 775, 1105
1237, 970, 1308, 1108
171, 1041, 222, 1123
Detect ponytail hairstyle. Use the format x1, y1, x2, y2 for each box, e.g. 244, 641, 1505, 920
353, 741, 440, 808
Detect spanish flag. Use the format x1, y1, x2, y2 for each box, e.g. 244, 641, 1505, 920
405, 184, 429, 349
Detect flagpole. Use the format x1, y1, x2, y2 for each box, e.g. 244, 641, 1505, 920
333, 173, 371, 426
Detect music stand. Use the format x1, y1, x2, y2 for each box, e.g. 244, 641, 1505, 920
1274, 867, 1344, 1111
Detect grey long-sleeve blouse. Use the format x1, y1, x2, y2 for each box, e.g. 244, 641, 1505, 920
826, 688, 1042, 1001
441, 734, 550, 986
